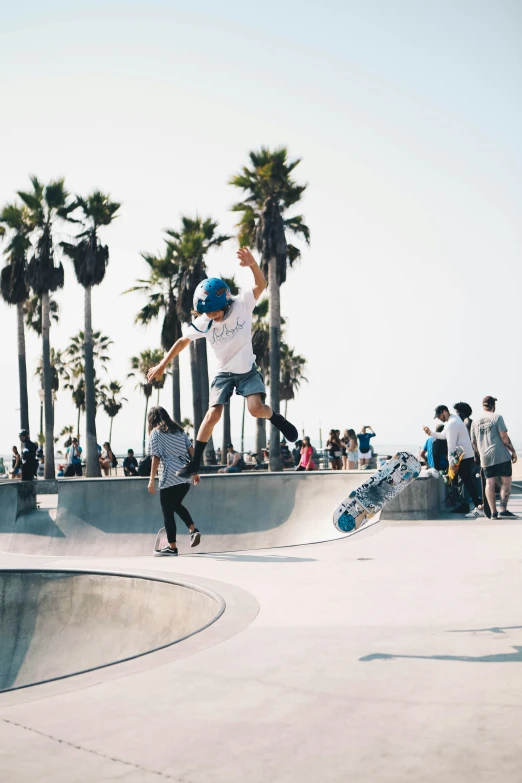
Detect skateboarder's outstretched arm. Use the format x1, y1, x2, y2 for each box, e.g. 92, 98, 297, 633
147, 337, 191, 383
237, 247, 267, 301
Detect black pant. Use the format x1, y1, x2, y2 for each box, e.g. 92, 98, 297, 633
457, 457, 481, 508
65, 463, 82, 477
159, 483, 194, 544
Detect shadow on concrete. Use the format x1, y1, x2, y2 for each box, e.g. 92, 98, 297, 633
360, 646, 522, 663
446, 625, 522, 635
193, 553, 316, 563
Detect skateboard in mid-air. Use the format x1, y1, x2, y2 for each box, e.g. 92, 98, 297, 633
333, 452, 421, 533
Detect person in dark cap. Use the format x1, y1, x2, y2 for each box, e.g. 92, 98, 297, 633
423, 405, 483, 516
471, 397, 517, 519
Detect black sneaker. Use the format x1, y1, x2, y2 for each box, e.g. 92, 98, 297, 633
270, 412, 298, 443
154, 545, 178, 557
499, 510, 517, 518
491, 513, 499, 519
176, 461, 200, 478
190, 529, 201, 547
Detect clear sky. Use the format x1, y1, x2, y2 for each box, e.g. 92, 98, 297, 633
1, 0, 521, 456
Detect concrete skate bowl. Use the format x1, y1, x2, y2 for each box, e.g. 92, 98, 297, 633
0, 472, 377, 557
0, 569, 224, 692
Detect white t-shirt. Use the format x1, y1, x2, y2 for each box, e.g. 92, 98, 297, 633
186, 289, 256, 374
431, 414, 475, 460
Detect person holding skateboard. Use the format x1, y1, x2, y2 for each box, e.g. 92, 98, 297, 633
147, 247, 298, 478
471, 396, 517, 519
147, 406, 201, 556
423, 405, 483, 517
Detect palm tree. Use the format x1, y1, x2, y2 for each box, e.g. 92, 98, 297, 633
24, 293, 59, 335
252, 298, 270, 461
167, 216, 230, 464
60, 425, 74, 449
18, 177, 75, 478
101, 380, 127, 444
280, 344, 307, 419
230, 147, 310, 471
64, 331, 112, 440
0, 203, 31, 432
125, 246, 183, 421
61, 191, 120, 477
129, 350, 163, 456
35, 348, 68, 439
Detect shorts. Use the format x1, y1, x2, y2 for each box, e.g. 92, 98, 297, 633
209, 364, 266, 407
329, 452, 342, 460
11, 468, 21, 475
226, 466, 242, 473
347, 451, 358, 462
483, 460, 512, 479
358, 450, 371, 461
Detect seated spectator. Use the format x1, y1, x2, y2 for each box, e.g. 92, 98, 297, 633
36, 446, 45, 478
138, 454, 152, 477
99, 441, 116, 476
64, 437, 83, 477
218, 444, 244, 474
10, 446, 21, 479
297, 436, 316, 471
420, 425, 448, 470
123, 448, 139, 476
292, 440, 302, 467
280, 440, 294, 468
57, 464, 65, 477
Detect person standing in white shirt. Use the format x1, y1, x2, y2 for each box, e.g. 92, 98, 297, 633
147, 247, 298, 477
423, 404, 483, 516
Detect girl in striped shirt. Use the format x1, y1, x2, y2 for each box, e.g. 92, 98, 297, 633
147, 406, 201, 556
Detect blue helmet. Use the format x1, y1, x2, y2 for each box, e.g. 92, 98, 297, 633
193, 278, 232, 315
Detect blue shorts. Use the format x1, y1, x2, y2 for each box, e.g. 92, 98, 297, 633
209, 364, 266, 407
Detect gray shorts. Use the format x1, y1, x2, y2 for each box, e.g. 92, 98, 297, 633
209, 364, 266, 407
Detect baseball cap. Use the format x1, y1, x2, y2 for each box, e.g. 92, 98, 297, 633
482, 396, 497, 409
434, 405, 449, 418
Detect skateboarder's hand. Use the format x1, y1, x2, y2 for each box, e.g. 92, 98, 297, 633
148, 481, 156, 494
193, 474, 201, 485
237, 247, 256, 267
147, 363, 165, 383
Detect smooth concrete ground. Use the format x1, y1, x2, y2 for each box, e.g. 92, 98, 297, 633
0, 496, 521, 781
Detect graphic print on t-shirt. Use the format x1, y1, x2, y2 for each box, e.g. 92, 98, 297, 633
186, 289, 257, 374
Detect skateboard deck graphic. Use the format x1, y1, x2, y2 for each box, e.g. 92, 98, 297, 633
333, 452, 421, 533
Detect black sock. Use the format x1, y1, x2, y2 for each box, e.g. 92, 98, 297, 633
269, 411, 281, 423
193, 440, 207, 466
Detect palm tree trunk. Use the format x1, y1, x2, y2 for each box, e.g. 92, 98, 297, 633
222, 402, 231, 464
241, 397, 246, 454
17, 302, 30, 433
284, 399, 288, 419
172, 355, 181, 423
77, 407, 81, 439
256, 417, 266, 464
268, 258, 282, 471
40, 397, 44, 439
189, 341, 203, 436
197, 339, 216, 464
109, 416, 114, 445
41, 292, 55, 479
142, 394, 150, 456
84, 286, 101, 477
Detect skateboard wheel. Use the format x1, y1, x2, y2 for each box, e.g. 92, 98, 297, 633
337, 512, 356, 532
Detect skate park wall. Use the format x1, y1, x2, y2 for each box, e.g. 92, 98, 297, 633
0, 473, 443, 557
0, 570, 223, 692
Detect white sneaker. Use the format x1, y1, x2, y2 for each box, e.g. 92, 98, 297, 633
467, 507, 484, 519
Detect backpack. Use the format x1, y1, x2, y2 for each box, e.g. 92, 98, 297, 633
111, 453, 118, 468
311, 446, 319, 463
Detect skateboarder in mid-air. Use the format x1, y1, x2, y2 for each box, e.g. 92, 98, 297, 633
147, 247, 298, 477
147, 406, 201, 556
